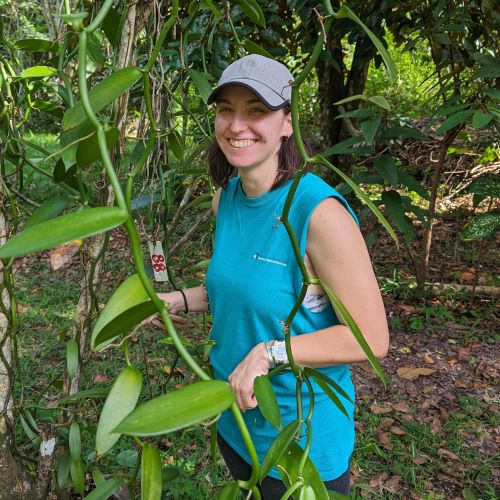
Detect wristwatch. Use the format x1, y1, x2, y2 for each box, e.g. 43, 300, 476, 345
265, 340, 288, 369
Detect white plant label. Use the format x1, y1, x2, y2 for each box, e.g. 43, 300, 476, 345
148, 240, 169, 282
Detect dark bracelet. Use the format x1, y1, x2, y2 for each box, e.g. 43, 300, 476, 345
178, 289, 188, 314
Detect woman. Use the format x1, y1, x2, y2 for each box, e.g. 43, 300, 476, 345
159, 54, 389, 498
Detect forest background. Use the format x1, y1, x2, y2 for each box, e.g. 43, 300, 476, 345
0, 0, 498, 499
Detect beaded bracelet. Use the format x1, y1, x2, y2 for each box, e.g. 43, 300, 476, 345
202, 282, 211, 314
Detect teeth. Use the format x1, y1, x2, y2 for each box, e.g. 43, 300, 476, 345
229, 139, 256, 148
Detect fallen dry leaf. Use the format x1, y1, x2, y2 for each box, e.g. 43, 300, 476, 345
424, 353, 435, 364
392, 401, 411, 413
431, 415, 442, 433
448, 359, 458, 366
369, 473, 388, 488
399, 304, 418, 314
390, 426, 406, 436
17, 304, 28, 314
461, 270, 475, 282
437, 448, 460, 460
412, 454, 429, 465
93, 373, 110, 383
380, 417, 395, 429
397, 366, 437, 380
50, 240, 83, 271
383, 475, 401, 493
377, 431, 393, 450
370, 403, 393, 415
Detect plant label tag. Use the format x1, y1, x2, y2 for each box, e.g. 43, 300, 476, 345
148, 241, 169, 282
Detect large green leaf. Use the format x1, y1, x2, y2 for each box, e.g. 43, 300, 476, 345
96, 366, 142, 456
216, 481, 240, 499
91, 274, 158, 350
102, 6, 121, 47
468, 175, 500, 199
141, 444, 162, 500
84, 476, 123, 500
381, 190, 406, 231
277, 442, 329, 499
260, 419, 300, 480
435, 110, 473, 134
472, 110, 493, 129
303, 368, 353, 404
16, 38, 60, 53
69, 422, 81, 463
114, 381, 234, 436
56, 451, 71, 489
0, 207, 128, 259
187, 68, 212, 104
24, 197, 72, 230
70, 459, 85, 496
76, 127, 119, 166
235, 0, 266, 27
254, 375, 281, 430
62, 67, 142, 130
374, 156, 398, 185
461, 212, 500, 241
360, 116, 381, 144
322, 284, 385, 386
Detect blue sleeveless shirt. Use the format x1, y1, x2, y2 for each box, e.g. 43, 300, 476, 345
206, 173, 357, 481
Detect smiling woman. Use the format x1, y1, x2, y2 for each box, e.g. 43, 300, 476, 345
158, 54, 389, 498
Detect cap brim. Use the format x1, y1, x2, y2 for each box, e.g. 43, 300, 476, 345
207, 80, 289, 110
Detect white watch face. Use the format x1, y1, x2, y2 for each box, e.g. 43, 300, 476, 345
272, 343, 287, 363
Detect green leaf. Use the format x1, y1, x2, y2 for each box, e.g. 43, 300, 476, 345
462, 487, 478, 500
70, 459, 85, 496
66, 338, 79, 380
88, 32, 105, 68
84, 476, 123, 500
15, 38, 60, 53
333, 94, 366, 106
381, 190, 406, 230
96, 366, 143, 457
467, 175, 500, 199
187, 68, 212, 104
368, 96, 391, 111
322, 283, 385, 386
31, 99, 64, 118
334, 5, 396, 81
60, 120, 93, 167
260, 419, 300, 480
91, 468, 105, 486
397, 170, 430, 200
243, 40, 272, 58
102, 6, 121, 47
0, 207, 128, 260
24, 197, 72, 230
300, 485, 316, 499
381, 126, 430, 141
167, 130, 184, 161
360, 116, 381, 144
235, 0, 266, 28
201, 0, 222, 21
303, 368, 353, 404
76, 127, 119, 166
314, 155, 398, 245
115, 380, 234, 436
141, 444, 162, 500
277, 442, 329, 498
57, 451, 71, 489
254, 375, 281, 430
472, 110, 493, 129
435, 110, 473, 134
57, 387, 110, 405
69, 422, 81, 463
461, 212, 500, 241
63, 67, 142, 130
55, 12, 88, 30
216, 481, 240, 499
20, 66, 57, 78
484, 88, 500, 100
374, 156, 398, 185
91, 274, 158, 350
306, 373, 348, 418
321, 136, 366, 156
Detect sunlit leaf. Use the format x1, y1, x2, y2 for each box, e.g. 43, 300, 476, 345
91, 274, 158, 350
114, 381, 234, 436
20, 66, 57, 78
0, 207, 128, 259
141, 444, 162, 500
260, 419, 300, 480
96, 366, 142, 456
368, 96, 391, 111
461, 212, 500, 241
63, 67, 142, 130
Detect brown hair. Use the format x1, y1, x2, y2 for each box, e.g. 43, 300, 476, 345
207, 107, 313, 190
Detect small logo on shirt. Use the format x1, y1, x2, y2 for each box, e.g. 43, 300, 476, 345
252, 253, 287, 267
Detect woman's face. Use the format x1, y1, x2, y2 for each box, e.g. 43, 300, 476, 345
214, 85, 292, 173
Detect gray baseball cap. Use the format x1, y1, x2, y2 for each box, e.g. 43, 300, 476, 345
207, 54, 293, 110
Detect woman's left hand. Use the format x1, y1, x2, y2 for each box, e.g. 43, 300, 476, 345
228, 343, 270, 411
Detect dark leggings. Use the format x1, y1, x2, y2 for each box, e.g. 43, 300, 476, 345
217, 434, 350, 499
